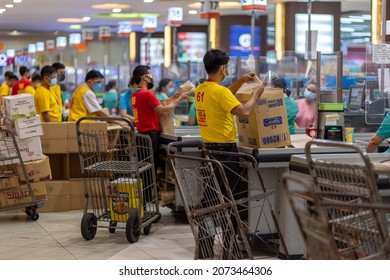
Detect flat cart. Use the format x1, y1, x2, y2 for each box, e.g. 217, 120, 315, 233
76, 117, 160, 243
167, 140, 252, 260
0, 129, 44, 220
167, 140, 288, 259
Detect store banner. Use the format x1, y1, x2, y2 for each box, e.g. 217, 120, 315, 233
241, 0, 267, 11
46, 40, 55, 51
56, 37, 67, 50
143, 16, 158, 32
200, 0, 220, 19
69, 33, 81, 46
117, 21, 132, 36
99, 26, 111, 41
82, 30, 94, 43
167, 7, 183, 26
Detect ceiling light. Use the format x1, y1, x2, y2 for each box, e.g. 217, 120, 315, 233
70, 25, 82, 29
13, 0, 22, 3
82, 17, 91, 21
188, 10, 198, 15
0, 9, 5, 13
57, 18, 91, 23
93, 13, 160, 19
5, 4, 14, 8
188, 1, 240, 9
113, 8, 122, 13
92, 4, 129, 9
144, 0, 154, 3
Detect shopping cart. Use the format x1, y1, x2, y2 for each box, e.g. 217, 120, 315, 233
0, 129, 45, 220
76, 117, 160, 243
168, 140, 288, 259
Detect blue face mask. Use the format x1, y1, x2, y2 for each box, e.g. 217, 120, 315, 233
50, 77, 58, 86
93, 83, 103, 93
304, 90, 316, 101
167, 87, 175, 95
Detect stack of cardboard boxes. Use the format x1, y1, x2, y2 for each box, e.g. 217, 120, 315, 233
0, 94, 49, 209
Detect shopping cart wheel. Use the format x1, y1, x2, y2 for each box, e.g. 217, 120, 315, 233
109, 221, 117, 233
25, 207, 39, 220
81, 213, 97, 240
126, 215, 140, 243
143, 224, 152, 235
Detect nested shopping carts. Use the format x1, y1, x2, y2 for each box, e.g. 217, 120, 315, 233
76, 117, 160, 243
167, 140, 287, 259
0, 129, 45, 220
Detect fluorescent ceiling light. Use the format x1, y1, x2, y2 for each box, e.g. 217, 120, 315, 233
70, 25, 82, 29
5, 4, 14, 8
92, 4, 129, 9
93, 13, 160, 19
82, 17, 91, 21
144, 0, 154, 3
0, 9, 5, 13
113, 8, 122, 13
188, 10, 198, 15
57, 18, 91, 23
13, 0, 22, 3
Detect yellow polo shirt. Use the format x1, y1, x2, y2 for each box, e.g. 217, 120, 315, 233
195, 80, 241, 143
68, 84, 97, 122
34, 85, 62, 122
23, 85, 36, 96
0, 83, 10, 96
51, 84, 63, 110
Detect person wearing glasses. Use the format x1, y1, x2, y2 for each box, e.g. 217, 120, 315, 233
68, 70, 110, 122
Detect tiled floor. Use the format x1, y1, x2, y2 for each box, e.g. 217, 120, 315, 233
0, 207, 280, 260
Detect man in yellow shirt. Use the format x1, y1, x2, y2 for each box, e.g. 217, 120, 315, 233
34, 66, 62, 122
22, 73, 41, 96
68, 70, 110, 122
0, 73, 17, 97
194, 48, 264, 259
51, 62, 65, 111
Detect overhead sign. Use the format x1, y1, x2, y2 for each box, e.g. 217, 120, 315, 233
143, 16, 158, 32
46, 40, 55, 51
168, 7, 183, 26
6, 49, 15, 57
0, 54, 7, 66
118, 21, 132, 36
28, 43, 36, 54
36, 42, 45, 52
241, 0, 267, 11
69, 33, 82, 46
99, 26, 111, 41
56, 37, 67, 49
82, 30, 94, 43
200, 0, 220, 19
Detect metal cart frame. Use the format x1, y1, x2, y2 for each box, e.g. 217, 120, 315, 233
0, 129, 44, 220
76, 117, 160, 243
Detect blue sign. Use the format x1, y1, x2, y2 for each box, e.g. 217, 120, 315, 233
229, 25, 261, 56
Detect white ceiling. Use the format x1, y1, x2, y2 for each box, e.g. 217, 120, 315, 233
0, 0, 371, 36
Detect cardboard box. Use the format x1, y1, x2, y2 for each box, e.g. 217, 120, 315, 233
0, 181, 47, 208
45, 180, 70, 196
67, 121, 108, 153
236, 86, 291, 149
47, 154, 68, 180
3, 94, 36, 120
16, 155, 52, 184
68, 153, 82, 179
14, 116, 42, 130
0, 176, 19, 190
107, 178, 143, 222
41, 122, 68, 154
0, 136, 43, 165
16, 125, 43, 139
69, 179, 85, 210
39, 195, 70, 212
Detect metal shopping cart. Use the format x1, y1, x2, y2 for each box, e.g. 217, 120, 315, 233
0, 129, 45, 220
76, 117, 160, 243
167, 140, 288, 259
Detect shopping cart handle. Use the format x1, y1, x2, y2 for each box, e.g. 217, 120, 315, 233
167, 140, 205, 154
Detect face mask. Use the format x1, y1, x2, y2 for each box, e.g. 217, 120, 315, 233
167, 88, 175, 95
304, 90, 316, 101
93, 83, 103, 93
50, 77, 58, 86
59, 73, 66, 82
147, 78, 154, 90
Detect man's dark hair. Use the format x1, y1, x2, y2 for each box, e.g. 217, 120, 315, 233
19, 66, 30, 76
40, 66, 56, 78
272, 77, 291, 97
106, 80, 116, 91
31, 73, 41, 83
132, 65, 150, 84
8, 74, 18, 81
52, 62, 65, 71
4, 71, 13, 79
157, 78, 172, 92
203, 48, 229, 74
85, 70, 104, 82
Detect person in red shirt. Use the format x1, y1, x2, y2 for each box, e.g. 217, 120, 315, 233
131, 65, 187, 166
11, 66, 31, 95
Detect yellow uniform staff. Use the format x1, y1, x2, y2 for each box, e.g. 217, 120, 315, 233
68, 84, 98, 121
34, 84, 62, 122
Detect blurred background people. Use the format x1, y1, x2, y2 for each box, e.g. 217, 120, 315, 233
0, 71, 16, 97
366, 112, 390, 153
11, 66, 31, 95
155, 78, 174, 101
295, 83, 317, 128
119, 78, 136, 122
51, 62, 66, 113
23, 72, 41, 96
271, 77, 298, 135
103, 80, 119, 116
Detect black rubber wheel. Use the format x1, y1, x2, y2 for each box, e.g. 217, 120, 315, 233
126, 215, 140, 243
81, 213, 97, 240
30, 212, 39, 221
143, 224, 152, 235
109, 221, 117, 233
25, 207, 34, 217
